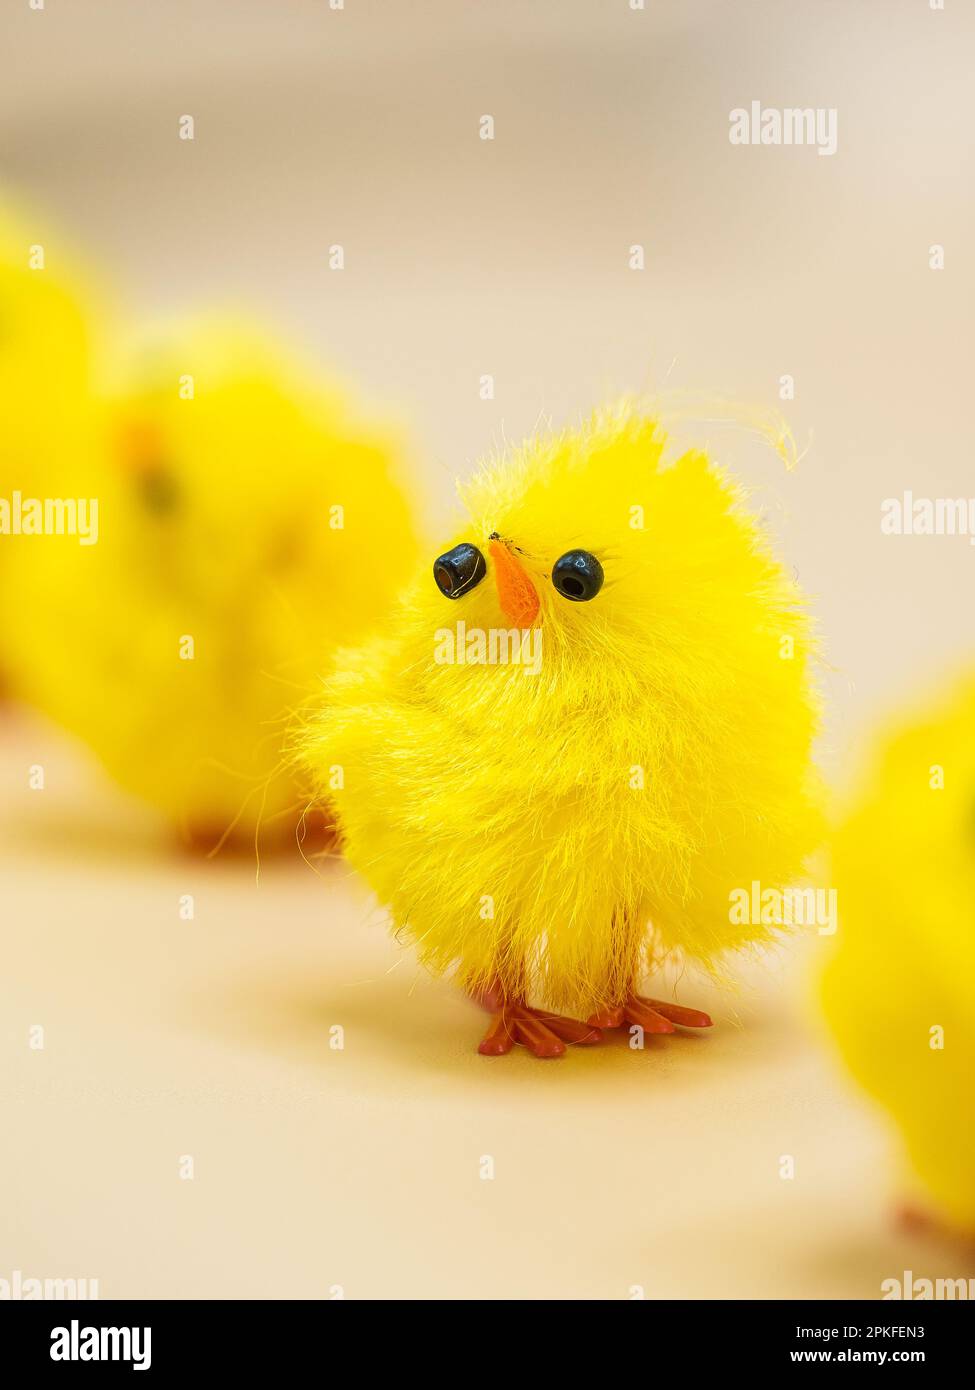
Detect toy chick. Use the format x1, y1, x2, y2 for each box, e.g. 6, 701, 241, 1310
0, 201, 108, 553
300, 405, 822, 1056
822, 670, 975, 1232
4, 317, 417, 852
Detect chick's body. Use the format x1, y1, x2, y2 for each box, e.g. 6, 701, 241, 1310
4, 320, 417, 847
302, 409, 821, 1035
822, 673, 975, 1230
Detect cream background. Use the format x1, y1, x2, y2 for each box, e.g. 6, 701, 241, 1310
2, 0, 974, 1298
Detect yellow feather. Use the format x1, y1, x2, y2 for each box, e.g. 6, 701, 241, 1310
299, 405, 823, 1014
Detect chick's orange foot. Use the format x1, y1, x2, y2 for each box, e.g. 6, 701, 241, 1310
478, 1003, 602, 1058
588, 995, 713, 1035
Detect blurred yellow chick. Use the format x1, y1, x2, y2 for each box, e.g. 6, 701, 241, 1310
299, 405, 823, 1057
0, 200, 108, 567
4, 317, 417, 851
822, 670, 975, 1232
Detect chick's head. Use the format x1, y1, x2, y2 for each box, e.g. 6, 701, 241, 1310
423, 408, 806, 685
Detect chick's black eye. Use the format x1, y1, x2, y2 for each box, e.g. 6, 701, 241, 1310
551, 549, 604, 602
433, 542, 486, 599
137, 466, 180, 516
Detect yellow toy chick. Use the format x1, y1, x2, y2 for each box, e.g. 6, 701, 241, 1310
0, 201, 107, 562
822, 670, 975, 1232
300, 406, 822, 1056
4, 318, 417, 851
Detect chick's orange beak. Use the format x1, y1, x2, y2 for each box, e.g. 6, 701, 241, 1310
117, 416, 163, 474
489, 538, 540, 627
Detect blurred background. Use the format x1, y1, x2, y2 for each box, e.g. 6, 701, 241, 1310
2, 0, 973, 1298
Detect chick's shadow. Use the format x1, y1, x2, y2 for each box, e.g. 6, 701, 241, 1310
190, 964, 747, 1100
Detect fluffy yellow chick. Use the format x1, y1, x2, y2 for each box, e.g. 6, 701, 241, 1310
0, 201, 107, 565
4, 318, 417, 851
822, 670, 975, 1232
0, 202, 111, 709
299, 405, 822, 1056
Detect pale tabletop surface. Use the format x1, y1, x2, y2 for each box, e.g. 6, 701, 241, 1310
2, 716, 968, 1301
